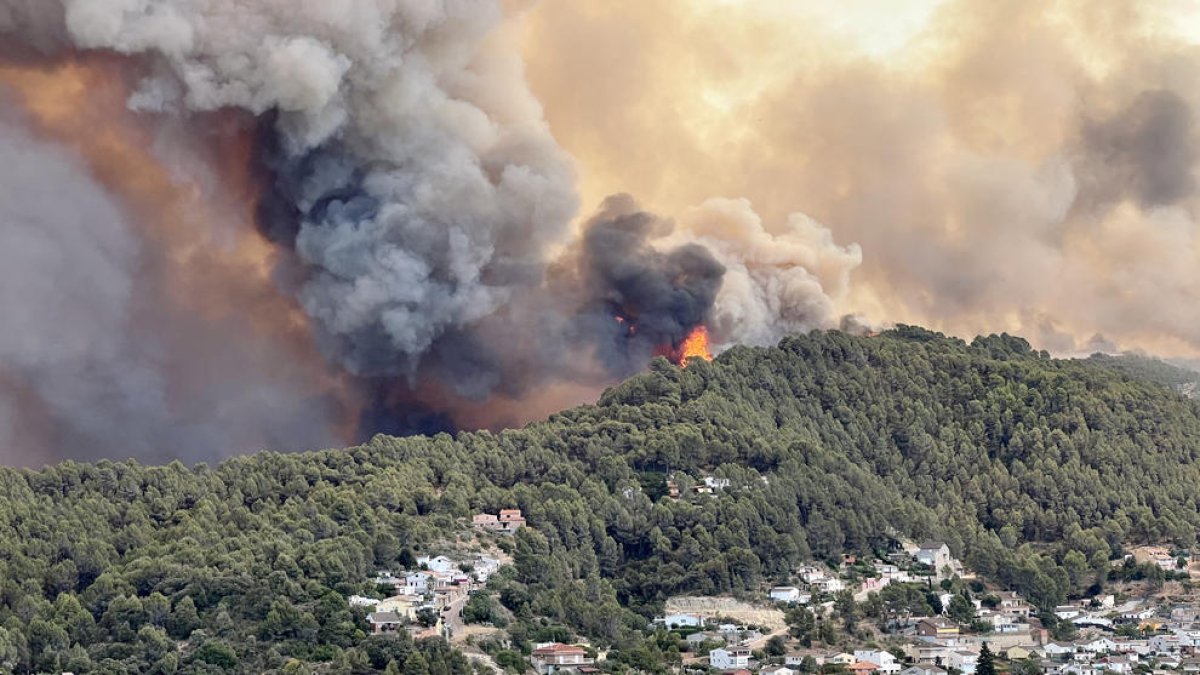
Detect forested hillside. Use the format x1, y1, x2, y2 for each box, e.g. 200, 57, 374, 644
3, 327, 1200, 673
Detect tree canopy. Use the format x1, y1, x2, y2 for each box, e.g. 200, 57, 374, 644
2, 327, 1200, 672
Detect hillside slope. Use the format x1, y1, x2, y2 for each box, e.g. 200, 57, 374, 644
2, 327, 1200, 672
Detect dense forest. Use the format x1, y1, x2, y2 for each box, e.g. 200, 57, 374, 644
3, 327, 1200, 673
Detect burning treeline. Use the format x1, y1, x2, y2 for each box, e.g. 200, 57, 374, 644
0, 2, 850, 464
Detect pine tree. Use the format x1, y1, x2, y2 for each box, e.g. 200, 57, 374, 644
977, 643, 996, 675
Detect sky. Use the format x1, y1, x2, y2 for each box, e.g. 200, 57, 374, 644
521, 0, 1200, 358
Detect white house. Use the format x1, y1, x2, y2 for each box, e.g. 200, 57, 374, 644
762, 667, 797, 675
660, 613, 703, 628
1043, 643, 1076, 659
1112, 639, 1150, 656
703, 476, 731, 490
1151, 634, 1181, 653
473, 556, 502, 582
710, 647, 752, 670
349, 595, 379, 608
417, 555, 457, 574
855, 650, 901, 674
981, 611, 1019, 633
946, 651, 977, 675
1174, 628, 1200, 648
1081, 638, 1117, 654
771, 586, 807, 604
1055, 606, 1084, 620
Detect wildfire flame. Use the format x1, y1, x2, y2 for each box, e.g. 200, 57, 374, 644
677, 325, 713, 364
654, 325, 713, 366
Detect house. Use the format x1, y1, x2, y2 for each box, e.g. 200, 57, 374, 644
473, 513, 500, 529
946, 650, 978, 675
909, 641, 954, 666
1055, 606, 1084, 621
417, 555, 457, 574
1043, 643, 1076, 659
1157, 655, 1182, 669
1173, 627, 1200, 648
785, 654, 809, 667
473, 556, 502, 582
798, 564, 829, 583
499, 509, 526, 530
1171, 606, 1200, 623
473, 509, 526, 534
376, 594, 422, 619
666, 480, 681, 499
1055, 665, 1099, 675
976, 610, 1018, 633
660, 613, 704, 628
918, 618, 961, 638
761, 667, 797, 675
703, 476, 731, 490
997, 592, 1034, 618
771, 587, 807, 604
403, 571, 433, 593
1096, 656, 1133, 674
686, 631, 720, 650
917, 543, 953, 573
855, 650, 901, 674
1112, 639, 1150, 656
530, 644, 593, 675
348, 595, 379, 608
1135, 547, 1179, 571
710, 647, 752, 670
903, 665, 949, 675
849, 662, 880, 675
367, 611, 405, 634
1007, 647, 1033, 661
1150, 634, 1181, 653
857, 577, 893, 600
372, 571, 403, 588
1081, 638, 1117, 654
1121, 608, 1156, 621
827, 654, 857, 666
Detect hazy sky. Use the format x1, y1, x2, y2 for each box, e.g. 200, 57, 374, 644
521, 0, 1200, 357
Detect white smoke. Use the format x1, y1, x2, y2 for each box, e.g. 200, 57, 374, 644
18, 0, 576, 376
674, 198, 863, 348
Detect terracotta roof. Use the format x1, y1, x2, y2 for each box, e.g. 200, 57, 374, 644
533, 643, 586, 656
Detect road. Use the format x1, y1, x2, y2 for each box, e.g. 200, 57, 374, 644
442, 590, 471, 641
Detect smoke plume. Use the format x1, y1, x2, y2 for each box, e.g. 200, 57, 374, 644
0, 0, 857, 464
5, 0, 1199, 465
520, 0, 1200, 358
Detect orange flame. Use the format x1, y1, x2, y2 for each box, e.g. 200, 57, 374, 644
677, 325, 713, 365
654, 325, 713, 366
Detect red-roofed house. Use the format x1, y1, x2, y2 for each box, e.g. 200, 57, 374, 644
531, 643, 593, 674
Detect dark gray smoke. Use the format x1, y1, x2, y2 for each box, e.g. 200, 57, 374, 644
0, 0, 860, 462
572, 194, 724, 373
0, 107, 346, 465
1078, 90, 1197, 210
